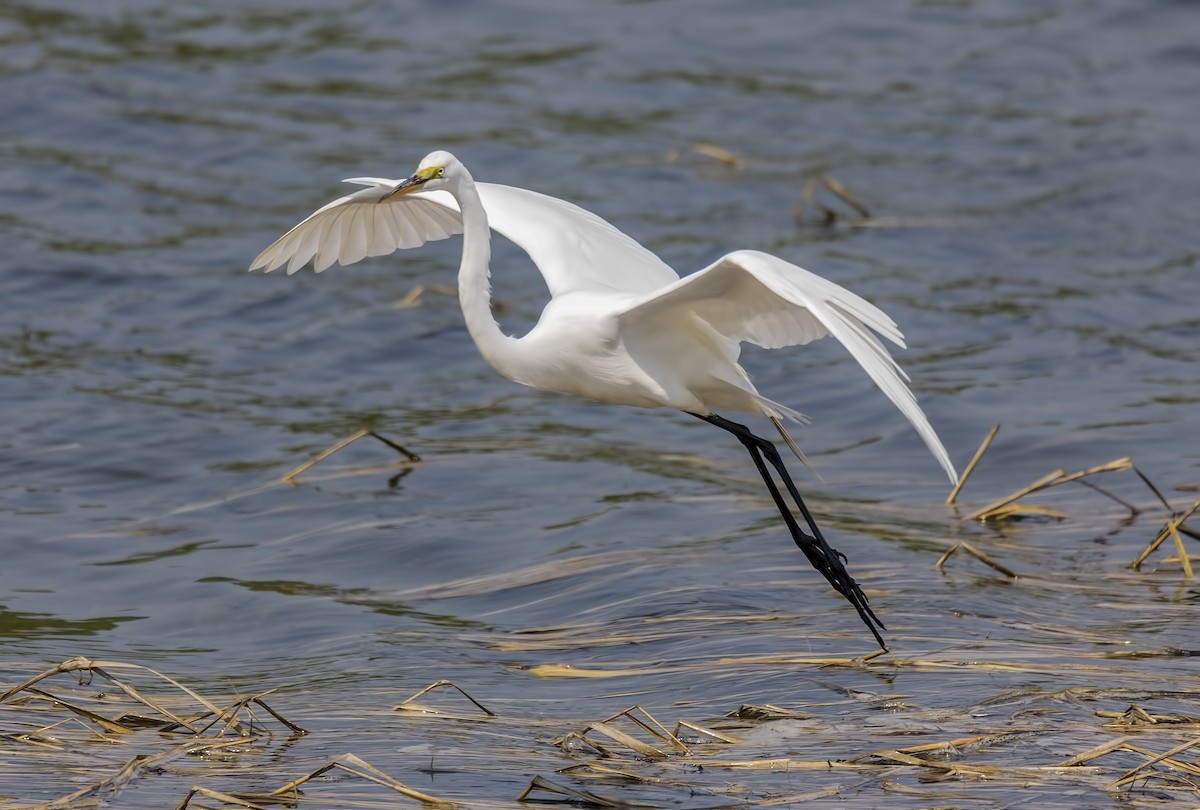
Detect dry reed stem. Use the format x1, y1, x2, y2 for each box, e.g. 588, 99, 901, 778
794, 175, 872, 225
0, 657, 94, 704
726, 704, 810, 720
0, 656, 304, 770
935, 541, 1019, 578
857, 647, 891, 664
709, 754, 1104, 782
1074, 477, 1140, 514
1134, 467, 1177, 511
526, 663, 662, 678
1, 716, 100, 748
1, 658, 228, 730
15, 739, 201, 809
673, 719, 740, 744
584, 721, 669, 758
945, 423, 999, 505
19, 688, 136, 735
754, 775, 892, 805
183, 691, 293, 738
967, 469, 1066, 521
397, 282, 456, 307
1097, 706, 1200, 727
1132, 499, 1200, 574
821, 175, 872, 218
174, 786, 266, 810
1132, 524, 1171, 570
1170, 521, 1194, 579
558, 762, 655, 781
1119, 744, 1200, 777
585, 708, 678, 758
600, 706, 690, 753
664, 142, 742, 167
556, 706, 701, 760
393, 679, 496, 716
247, 694, 308, 734
967, 458, 1136, 521
555, 761, 725, 796
282, 429, 420, 484
1098, 705, 1158, 725
974, 503, 1068, 520
1109, 737, 1200, 788
516, 775, 630, 807
1059, 735, 1137, 766
873, 733, 1013, 757
268, 753, 453, 806
86, 664, 197, 731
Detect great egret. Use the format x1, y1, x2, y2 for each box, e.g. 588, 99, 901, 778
250, 150, 957, 649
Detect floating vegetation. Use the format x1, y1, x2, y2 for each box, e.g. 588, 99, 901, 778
0, 657, 450, 809
4, 653, 1200, 806
942, 423, 1199, 579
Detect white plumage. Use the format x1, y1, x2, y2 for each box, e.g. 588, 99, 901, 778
251, 150, 958, 648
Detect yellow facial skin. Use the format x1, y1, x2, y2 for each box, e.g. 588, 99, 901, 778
380, 165, 445, 201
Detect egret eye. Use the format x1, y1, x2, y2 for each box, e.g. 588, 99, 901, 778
435, 167, 445, 178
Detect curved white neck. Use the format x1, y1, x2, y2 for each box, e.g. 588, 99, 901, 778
454, 177, 521, 376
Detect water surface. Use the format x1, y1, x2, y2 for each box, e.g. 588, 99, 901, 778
2, 0, 1198, 806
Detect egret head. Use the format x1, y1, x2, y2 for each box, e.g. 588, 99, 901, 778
381, 151, 463, 200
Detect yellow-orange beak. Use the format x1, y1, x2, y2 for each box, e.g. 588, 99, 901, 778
379, 166, 441, 202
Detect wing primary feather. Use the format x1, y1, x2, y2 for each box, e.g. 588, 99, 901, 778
617, 250, 956, 482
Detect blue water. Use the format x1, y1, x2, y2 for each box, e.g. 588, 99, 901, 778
2, 1, 1198, 805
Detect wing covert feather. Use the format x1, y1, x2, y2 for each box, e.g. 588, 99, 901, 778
249, 179, 679, 298
618, 250, 957, 482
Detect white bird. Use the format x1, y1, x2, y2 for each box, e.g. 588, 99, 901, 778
250, 150, 957, 649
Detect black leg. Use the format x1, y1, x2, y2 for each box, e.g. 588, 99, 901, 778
693, 412, 886, 649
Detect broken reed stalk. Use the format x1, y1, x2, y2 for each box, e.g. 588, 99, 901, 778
37, 739, 204, 808
555, 705, 728, 761
518, 775, 627, 806
268, 753, 451, 806
1109, 736, 1200, 789
281, 429, 420, 484
601, 705, 690, 753
394, 679, 496, 716
794, 175, 872, 225
1133, 466, 1177, 512
967, 468, 1066, 521
821, 175, 872, 219
946, 423, 1000, 505
664, 141, 742, 167
585, 720, 670, 758
857, 648, 891, 664
575, 706, 690, 759
175, 786, 266, 810
967, 458, 1135, 521
1132, 499, 1200, 576
935, 541, 1018, 578
397, 282, 457, 308
1, 656, 305, 748
1, 657, 225, 724
1170, 522, 1195, 580
953, 444, 1196, 578
673, 719, 741, 744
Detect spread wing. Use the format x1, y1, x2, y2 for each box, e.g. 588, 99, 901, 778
618, 249, 958, 483
249, 179, 679, 296
249, 177, 464, 274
